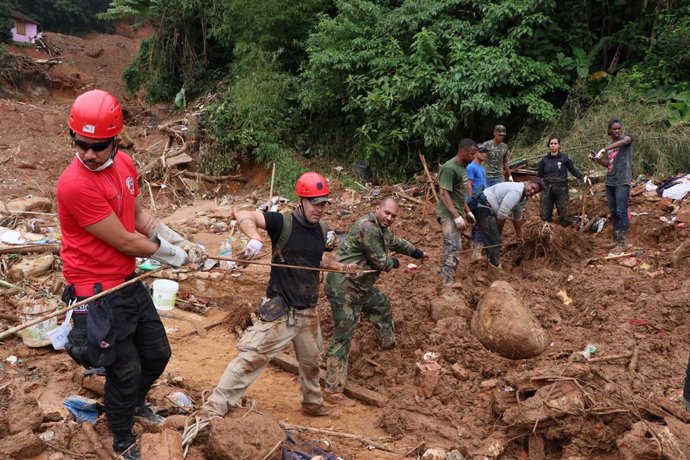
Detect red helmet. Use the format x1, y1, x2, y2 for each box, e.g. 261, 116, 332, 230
68, 90, 123, 139
295, 172, 330, 198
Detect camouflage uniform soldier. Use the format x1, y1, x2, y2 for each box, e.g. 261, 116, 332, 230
482, 124, 512, 187
324, 198, 424, 405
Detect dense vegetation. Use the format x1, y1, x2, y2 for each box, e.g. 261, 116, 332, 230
0, 0, 112, 35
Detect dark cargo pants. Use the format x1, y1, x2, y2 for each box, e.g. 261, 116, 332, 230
68, 280, 171, 436
540, 184, 571, 226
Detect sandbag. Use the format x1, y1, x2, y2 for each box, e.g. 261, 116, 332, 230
471, 281, 547, 359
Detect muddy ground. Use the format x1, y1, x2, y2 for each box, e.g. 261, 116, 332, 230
1, 31, 689, 460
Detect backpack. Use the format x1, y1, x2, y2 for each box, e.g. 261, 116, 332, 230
273, 213, 327, 262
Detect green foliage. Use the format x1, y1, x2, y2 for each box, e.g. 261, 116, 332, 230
667, 91, 690, 126
640, 6, 690, 92
201, 43, 305, 195
0, 1, 14, 44
299, 0, 578, 179
15, 0, 113, 34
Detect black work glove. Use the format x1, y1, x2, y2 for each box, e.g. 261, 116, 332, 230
411, 248, 424, 259
390, 257, 400, 269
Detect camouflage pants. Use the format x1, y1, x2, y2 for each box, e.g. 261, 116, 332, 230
325, 277, 394, 393
440, 218, 462, 285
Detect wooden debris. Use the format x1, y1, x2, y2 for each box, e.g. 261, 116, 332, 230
271, 353, 387, 407
179, 171, 247, 183
587, 352, 633, 363
0, 244, 61, 255
279, 421, 397, 454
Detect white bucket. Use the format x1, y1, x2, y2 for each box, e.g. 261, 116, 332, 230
47, 308, 73, 351
152, 279, 179, 311
18, 302, 58, 348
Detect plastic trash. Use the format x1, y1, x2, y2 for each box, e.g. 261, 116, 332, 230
579, 344, 597, 360
166, 391, 194, 410
64, 395, 101, 423
219, 237, 236, 270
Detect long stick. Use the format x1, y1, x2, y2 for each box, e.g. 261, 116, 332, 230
268, 162, 276, 202
278, 422, 398, 454
419, 152, 439, 204
0, 244, 61, 255
0, 268, 164, 341
580, 182, 590, 233
211, 255, 377, 274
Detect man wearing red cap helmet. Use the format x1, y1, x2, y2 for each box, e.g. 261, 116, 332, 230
201, 172, 352, 419
57, 89, 204, 459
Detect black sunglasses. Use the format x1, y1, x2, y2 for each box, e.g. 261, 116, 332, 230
71, 133, 115, 152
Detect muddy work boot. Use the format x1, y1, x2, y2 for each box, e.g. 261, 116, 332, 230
113, 431, 140, 460
617, 230, 628, 248
134, 403, 165, 426
323, 390, 356, 407
301, 404, 341, 418
487, 262, 502, 281
606, 229, 621, 249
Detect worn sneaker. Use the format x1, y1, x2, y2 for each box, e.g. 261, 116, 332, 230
301, 404, 341, 418
323, 390, 356, 407
134, 403, 165, 426
113, 432, 140, 460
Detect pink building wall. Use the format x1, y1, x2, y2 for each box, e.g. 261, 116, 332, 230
12, 21, 39, 43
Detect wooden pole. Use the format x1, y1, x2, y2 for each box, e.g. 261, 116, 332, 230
0, 244, 61, 255
418, 152, 439, 204
0, 268, 164, 341
580, 182, 590, 233
268, 162, 276, 202
211, 255, 377, 275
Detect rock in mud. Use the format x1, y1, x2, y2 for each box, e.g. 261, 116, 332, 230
8, 394, 44, 434
471, 281, 547, 359
421, 447, 447, 460
0, 429, 45, 458
207, 412, 284, 460
140, 428, 184, 460
8, 254, 54, 280
6, 196, 53, 213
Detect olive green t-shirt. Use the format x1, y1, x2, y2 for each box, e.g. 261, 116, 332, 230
436, 157, 466, 219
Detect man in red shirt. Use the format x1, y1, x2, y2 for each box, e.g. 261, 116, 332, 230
57, 89, 203, 460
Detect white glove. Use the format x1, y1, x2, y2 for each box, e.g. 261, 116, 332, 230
583, 175, 592, 186
595, 148, 605, 159
508, 175, 514, 182
466, 211, 476, 223
454, 216, 466, 230
241, 238, 263, 260
151, 235, 189, 267
149, 222, 206, 261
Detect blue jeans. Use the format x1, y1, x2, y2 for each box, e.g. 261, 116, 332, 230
605, 184, 630, 232
486, 176, 503, 188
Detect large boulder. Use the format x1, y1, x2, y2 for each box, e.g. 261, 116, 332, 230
207, 412, 284, 460
471, 281, 547, 359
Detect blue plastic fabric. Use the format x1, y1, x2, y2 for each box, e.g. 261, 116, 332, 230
63, 395, 100, 423
282, 430, 338, 460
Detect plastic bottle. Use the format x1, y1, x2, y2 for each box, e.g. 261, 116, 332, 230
219, 238, 236, 270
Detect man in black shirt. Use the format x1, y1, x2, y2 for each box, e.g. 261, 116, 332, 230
202, 172, 356, 418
